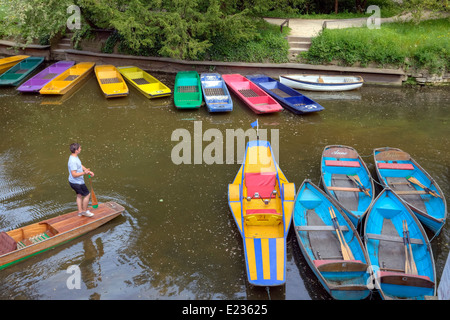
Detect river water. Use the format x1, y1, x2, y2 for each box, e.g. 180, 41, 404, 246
0, 65, 448, 300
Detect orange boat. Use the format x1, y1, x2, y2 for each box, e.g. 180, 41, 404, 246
0, 55, 29, 74
40, 62, 95, 95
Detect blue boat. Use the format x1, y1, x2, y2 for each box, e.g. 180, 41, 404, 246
293, 180, 371, 300
321, 145, 375, 227
0, 56, 44, 86
200, 73, 233, 112
364, 188, 436, 300
373, 147, 447, 237
245, 74, 324, 114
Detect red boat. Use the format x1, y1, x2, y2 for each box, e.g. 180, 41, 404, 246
222, 74, 283, 114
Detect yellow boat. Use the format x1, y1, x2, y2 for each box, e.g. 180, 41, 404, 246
95, 65, 129, 98
118, 66, 171, 98
228, 140, 295, 286
0, 55, 29, 74
40, 62, 95, 95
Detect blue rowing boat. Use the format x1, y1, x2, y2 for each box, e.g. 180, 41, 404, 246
245, 74, 324, 114
364, 188, 436, 300
321, 145, 375, 227
200, 73, 233, 112
293, 180, 371, 300
0, 56, 44, 86
373, 147, 447, 237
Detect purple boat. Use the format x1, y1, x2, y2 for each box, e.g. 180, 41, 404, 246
17, 61, 75, 93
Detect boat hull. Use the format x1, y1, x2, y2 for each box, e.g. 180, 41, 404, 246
118, 66, 171, 99
17, 61, 75, 92
39, 62, 95, 95
321, 145, 375, 227
0, 202, 124, 270
0, 57, 44, 86
0, 55, 30, 74
174, 71, 202, 109
279, 74, 363, 91
222, 74, 283, 114
293, 180, 371, 300
363, 189, 436, 300
373, 147, 447, 236
95, 65, 129, 98
245, 74, 324, 114
200, 73, 233, 112
227, 140, 295, 286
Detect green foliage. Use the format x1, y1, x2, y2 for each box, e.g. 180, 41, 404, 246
0, 0, 72, 46
303, 18, 450, 74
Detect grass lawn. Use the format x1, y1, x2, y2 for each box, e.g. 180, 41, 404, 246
301, 18, 450, 74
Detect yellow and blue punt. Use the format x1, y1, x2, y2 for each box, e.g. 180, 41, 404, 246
228, 140, 295, 286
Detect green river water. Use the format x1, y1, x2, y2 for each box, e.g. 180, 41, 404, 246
0, 64, 448, 300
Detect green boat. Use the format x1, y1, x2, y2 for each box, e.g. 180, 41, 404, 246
0, 56, 44, 86
174, 71, 202, 109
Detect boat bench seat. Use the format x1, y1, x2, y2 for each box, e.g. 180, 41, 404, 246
0, 232, 17, 255
314, 259, 366, 272
245, 209, 281, 226
377, 162, 414, 170
245, 172, 277, 199
325, 160, 360, 167
377, 271, 435, 289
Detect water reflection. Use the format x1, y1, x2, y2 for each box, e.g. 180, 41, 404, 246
0, 64, 448, 300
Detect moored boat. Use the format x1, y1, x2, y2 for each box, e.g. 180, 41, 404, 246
321, 145, 375, 227
293, 180, 371, 300
373, 147, 447, 236
17, 61, 75, 93
228, 140, 295, 286
174, 71, 202, 109
222, 74, 283, 114
363, 188, 436, 300
0, 56, 44, 86
245, 74, 324, 114
279, 74, 364, 91
0, 55, 29, 74
118, 66, 171, 99
200, 73, 233, 112
39, 62, 95, 95
0, 202, 124, 270
95, 65, 129, 98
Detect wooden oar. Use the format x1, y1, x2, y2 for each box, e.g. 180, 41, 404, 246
88, 175, 98, 208
329, 206, 354, 260
404, 220, 418, 275
402, 220, 411, 274
347, 174, 370, 196
406, 176, 441, 198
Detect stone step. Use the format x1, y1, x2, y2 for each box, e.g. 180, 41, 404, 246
287, 36, 312, 43
289, 42, 311, 49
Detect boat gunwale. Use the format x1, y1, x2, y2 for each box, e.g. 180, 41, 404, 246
280, 74, 364, 86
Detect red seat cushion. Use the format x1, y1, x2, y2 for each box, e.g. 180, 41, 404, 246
377, 162, 414, 170
325, 160, 360, 167
245, 172, 276, 198
246, 209, 280, 215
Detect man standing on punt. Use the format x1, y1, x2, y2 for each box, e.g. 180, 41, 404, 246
68, 143, 95, 217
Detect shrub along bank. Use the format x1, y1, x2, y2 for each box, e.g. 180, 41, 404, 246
300, 18, 450, 76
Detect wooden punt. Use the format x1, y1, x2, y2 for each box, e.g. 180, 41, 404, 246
17, 61, 75, 93
293, 180, 371, 300
0, 202, 124, 270
373, 147, 447, 237
222, 74, 283, 114
364, 188, 436, 300
118, 66, 171, 99
0, 55, 29, 74
0, 56, 44, 86
95, 65, 129, 98
39, 62, 95, 95
321, 145, 375, 227
228, 140, 295, 286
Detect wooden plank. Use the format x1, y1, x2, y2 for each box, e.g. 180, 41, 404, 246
327, 186, 360, 192
366, 233, 423, 245
296, 225, 349, 232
